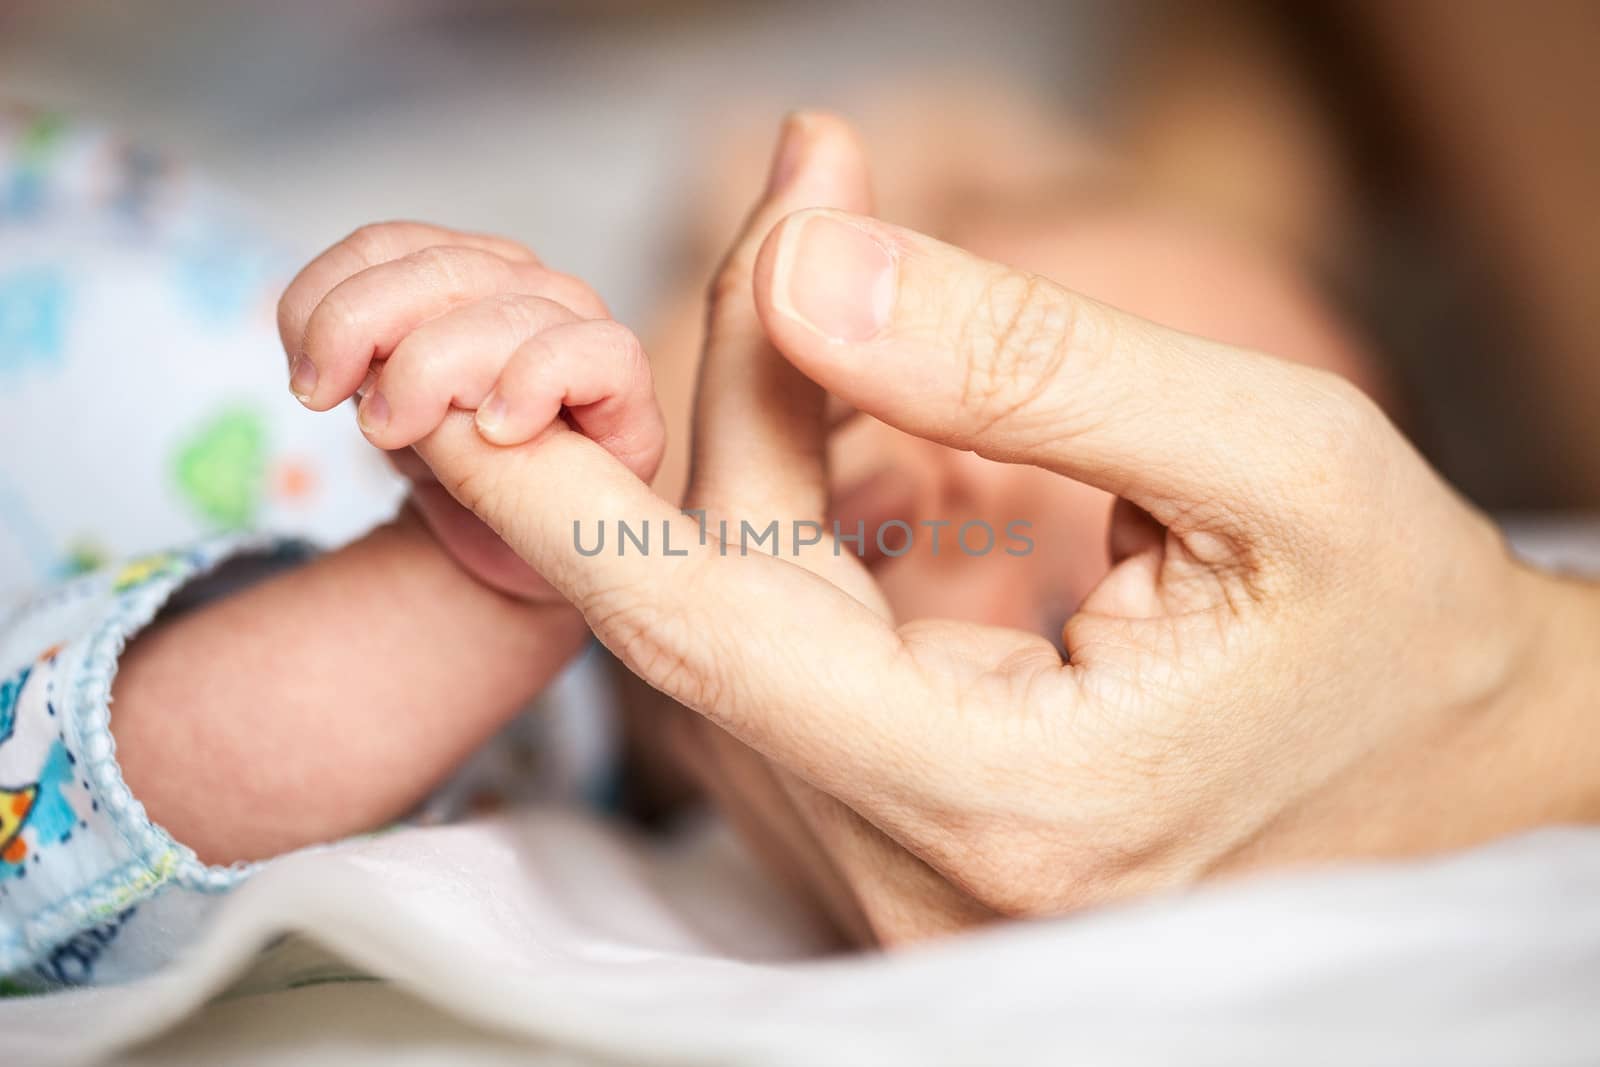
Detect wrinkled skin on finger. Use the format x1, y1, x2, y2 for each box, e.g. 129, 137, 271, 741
405, 118, 1600, 948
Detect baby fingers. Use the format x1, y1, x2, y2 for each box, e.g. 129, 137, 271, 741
355, 294, 581, 448
292, 243, 607, 411
475, 319, 665, 484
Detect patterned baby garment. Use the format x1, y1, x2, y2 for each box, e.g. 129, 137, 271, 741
0, 106, 612, 990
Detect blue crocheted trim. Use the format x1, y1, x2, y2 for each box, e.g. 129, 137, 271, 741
1, 534, 295, 974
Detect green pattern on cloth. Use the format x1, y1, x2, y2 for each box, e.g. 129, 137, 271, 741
173, 407, 268, 529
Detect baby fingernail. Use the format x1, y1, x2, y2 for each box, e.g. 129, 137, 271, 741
358, 389, 389, 435
475, 392, 507, 439
775, 213, 896, 343
289, 356, 319, 403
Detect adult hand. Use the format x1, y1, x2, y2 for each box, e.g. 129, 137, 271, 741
413, 116, 1600, 942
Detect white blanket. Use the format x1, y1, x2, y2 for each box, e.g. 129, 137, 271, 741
7, 810, 1600, 1066
10, 516, 1600, 1066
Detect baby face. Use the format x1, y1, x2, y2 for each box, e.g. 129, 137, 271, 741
645, 178, 1386, 647
828, 415, 1113, 643
826, 190, 1387, 641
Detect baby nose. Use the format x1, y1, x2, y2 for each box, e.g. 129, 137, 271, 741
933, 445, 1021, 514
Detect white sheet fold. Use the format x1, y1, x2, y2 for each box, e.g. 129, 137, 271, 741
8, 810, 1600, 1066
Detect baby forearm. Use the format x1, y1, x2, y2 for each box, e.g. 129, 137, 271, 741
110, 508, 586, 864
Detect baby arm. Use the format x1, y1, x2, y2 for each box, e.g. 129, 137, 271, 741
1, 519, 583, 984
117, 221, 666, 868
109, 507, 587, 866
2, 221, 662, 984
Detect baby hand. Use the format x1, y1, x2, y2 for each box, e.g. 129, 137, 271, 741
277, 221, 665, 599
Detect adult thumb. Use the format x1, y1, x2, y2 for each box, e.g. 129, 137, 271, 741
751, 209, 1382, 539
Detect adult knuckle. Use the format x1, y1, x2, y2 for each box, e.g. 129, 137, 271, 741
945, 836, 1056, 917
585, 581, 725, 713
1308, 372, 1386, 467
967, 874, 1058, 919
922, 827, 1074, 918
918, 722, 1202, 916
956, 270, 1082, 435
955, 824, 1177, 916
1269, 370, 1391, 535
445, 462, 498, 518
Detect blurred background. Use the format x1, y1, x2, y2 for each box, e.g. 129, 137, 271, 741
3, 0, 1597, 513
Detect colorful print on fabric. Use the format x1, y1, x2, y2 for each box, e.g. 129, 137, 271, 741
108, 142, 170, 227
0, 664, 28, 747
0, 266, 69, 377
0, 785, 38, 865
0, 111, 66, 220
0, 476, 58, 584
0, 655, 81, 877
0, 660, 33, 865
170, 226, 283, 328
56, 540, 111, 580
111, 551, 187, 593
172, 408, 269, 529
33, 907, 138, 986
